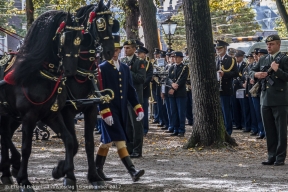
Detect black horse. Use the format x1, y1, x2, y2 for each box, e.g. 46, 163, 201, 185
0, 10, 83, 191
51, 0, 118, 188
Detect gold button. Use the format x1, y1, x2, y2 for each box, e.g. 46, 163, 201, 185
114, 67, 116, 69
281, 89, 283, 91
276, 76, 278, 78
121, 96, 123, 99
120, 84, 122, 87
267, 86, 269, 88
119, 78, 122, 81
120, 90, 122, 93
119, 72, 121, 75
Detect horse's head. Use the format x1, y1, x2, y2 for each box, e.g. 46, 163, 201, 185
56, 11, 84, 76
87, 0, 120, 60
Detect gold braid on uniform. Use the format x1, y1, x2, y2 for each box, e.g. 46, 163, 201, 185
221, 58, 235, 72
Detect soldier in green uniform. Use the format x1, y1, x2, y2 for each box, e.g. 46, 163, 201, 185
250, 35, 288, 166
122, 40, 146, 158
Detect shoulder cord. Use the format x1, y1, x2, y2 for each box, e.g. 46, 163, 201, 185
221, 58, 235, 72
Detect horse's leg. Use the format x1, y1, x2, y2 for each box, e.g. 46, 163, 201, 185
45, 115, 76, 191
61, 107, 78, 157
16, 117, 36, 191
83, 107, 105, 188
0, 116, 14, 184
9, 119, 21, 178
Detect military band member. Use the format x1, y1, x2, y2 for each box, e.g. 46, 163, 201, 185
215, 40, 238, 135
151, 48, 161, 124
161, 49, 174, 131
157, 50, 169, 128
136, 46, 153, 136
250, 35, 288, 166
166, 51, 189, 137
242, 53, 258, 136
122, 39, 146, 158
96, 35, 145, 182
232, 50, 251, 132
249, 49, 267, 139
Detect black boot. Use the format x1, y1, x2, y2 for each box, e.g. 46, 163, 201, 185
121, 156, 145, 182
95, 155, 113, 181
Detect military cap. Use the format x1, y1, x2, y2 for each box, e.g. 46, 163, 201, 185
258, 49, 268, 54
235, 50, 245, 57
265, 34, 280, 43
166, 48, 174, 55
123, 39, 136, 46
251, 48, 260, 55
161, 50, 166, 57
171, 51, 184, 57
136, 46, 149, 54
215, 40, 229, 48
154, 48, 161, 55
246, 53, 253, 58
228, 48, 236, 55
113, 35, 123, 49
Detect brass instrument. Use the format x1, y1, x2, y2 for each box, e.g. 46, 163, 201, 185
249, 82, 259, 97
219, 63, 223, 91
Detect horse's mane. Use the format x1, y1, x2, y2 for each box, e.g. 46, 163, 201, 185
75, 5, 96, 26
13, 10, 67, 84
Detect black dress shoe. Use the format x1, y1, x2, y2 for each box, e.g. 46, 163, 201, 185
161, 127, 168, 130
274, 161, 285, 166
233, 127, 242, 130
170, 133, 179, 136
130, 153, 142, 158
164, 130, 173, 133
178, 133, 185, 137
242, 130, 251, 133
256, 135, 265, 139
262, 161, 275, 165
151, 121, 159, 124
157, 123, 165, 127
250, 132, 258, 136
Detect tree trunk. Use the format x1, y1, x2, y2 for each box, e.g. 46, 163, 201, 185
124, 0, 140, 39
26, 0, 34, 31
182, 0, 237, 148
139, 0, 159, 59
276, 0, 288, 33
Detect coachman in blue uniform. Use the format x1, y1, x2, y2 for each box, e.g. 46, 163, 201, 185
95, 35, 145, 182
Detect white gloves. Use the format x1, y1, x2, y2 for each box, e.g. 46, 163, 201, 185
103, 116, 114, 126
136, 112, 144, 121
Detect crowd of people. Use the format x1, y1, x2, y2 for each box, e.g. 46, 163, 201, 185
216, 34, 288, 166
92, 34, 288, 184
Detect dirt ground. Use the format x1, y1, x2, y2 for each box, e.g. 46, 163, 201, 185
0, 121, 288, 192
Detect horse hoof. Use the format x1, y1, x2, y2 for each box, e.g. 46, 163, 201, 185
52, 167, 64, 179
12, 167, 19, 178
1, 176, 14, 184
19, 186, 35, 192
90, 181, 105, 189
63, 177, 77, 191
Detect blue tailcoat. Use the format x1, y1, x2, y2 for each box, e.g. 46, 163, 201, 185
99, 61, 140, 144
